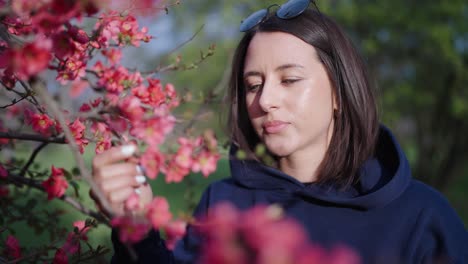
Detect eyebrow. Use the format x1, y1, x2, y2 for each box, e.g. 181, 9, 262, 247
243, 63, 305, 79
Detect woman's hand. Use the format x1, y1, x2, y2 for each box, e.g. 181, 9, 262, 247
90, 144, 153, 216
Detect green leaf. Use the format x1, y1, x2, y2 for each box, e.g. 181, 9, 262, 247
69, 180, 80, 198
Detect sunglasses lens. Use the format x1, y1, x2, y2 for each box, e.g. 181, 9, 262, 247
240, 9, 268, 32
277, 0, 310, 19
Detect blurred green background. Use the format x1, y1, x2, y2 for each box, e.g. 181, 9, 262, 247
2, 0, 467, 261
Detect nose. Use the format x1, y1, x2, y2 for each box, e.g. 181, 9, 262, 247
258, 80, 278, 112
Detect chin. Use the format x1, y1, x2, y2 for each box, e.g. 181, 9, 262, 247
265, 143, 293, 158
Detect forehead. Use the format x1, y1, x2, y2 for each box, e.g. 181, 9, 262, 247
244, 31, 318, 72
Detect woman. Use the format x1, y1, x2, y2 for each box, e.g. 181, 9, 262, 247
92, 0, 468, 263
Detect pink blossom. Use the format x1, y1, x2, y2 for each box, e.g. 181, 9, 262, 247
5, 235, 21, 259
29, 113, 55, 135
125, 192, 142, 211
61, 220, 91, 255
95, 136, 112, 154
101, 49, 122, 64
197, 204, 362, 264
3, 16, 33, 35
108, 116, 128, 133
1, 68, 17, 88
147, 79, 166, 106
62, 233, 80, 255
118, 96, 144, 121
52, 248, 68, 264
56, 53, 87, 84
70, 80, 89, 98
0, 164, 7, 178
163, 161, 190, 183
0, 40, 52, 80
130, 116, 175, 147
174, 140, 194, 169
42, 165, 69, 200
79, 103, 91, 112
192, 150, 219, 177
146, 197, 172, 229
68, 26, 89, 44
164, 220, 187, 250
69, 119, 89, 154
91, 97, 103, 108
140, 148, 165, 179
52, 31, 77, 59
165, 83, 179, 108
73, 221, 90, 236
111, 216, 150, 244
95, 65, 143, 93
95, 13, 152, 47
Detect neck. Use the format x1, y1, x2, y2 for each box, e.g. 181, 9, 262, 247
278, 145, 326, 183
278, 119, 335, 183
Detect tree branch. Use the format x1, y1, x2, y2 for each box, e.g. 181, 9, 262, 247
32, 80, 115, 218
18, 79, 44, 113
0, 132, 66, 143
5, 172, 109, 225
0, 94, 29, 108
20, 142, 49, 177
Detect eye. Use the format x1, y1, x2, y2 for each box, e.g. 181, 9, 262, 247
246, 83, 262, 93
282, 78, 301, 85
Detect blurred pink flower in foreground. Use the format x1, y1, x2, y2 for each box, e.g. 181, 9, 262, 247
197, 203, 361, 264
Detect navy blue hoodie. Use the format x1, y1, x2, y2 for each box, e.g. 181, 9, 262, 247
112, 126, 468, 263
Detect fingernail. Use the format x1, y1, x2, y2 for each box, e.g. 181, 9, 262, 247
121, 145, 136, 156
136, 165, 143, 174
135, 175, 147, 184
135, 188, 141, 195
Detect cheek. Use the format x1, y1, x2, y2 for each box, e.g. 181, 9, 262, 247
294, 86, 334, 124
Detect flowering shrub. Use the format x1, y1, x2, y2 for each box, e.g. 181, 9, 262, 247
0, 0, 219, 262
0, 0, 361, 263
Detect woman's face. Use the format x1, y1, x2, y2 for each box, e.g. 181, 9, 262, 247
244, 31, 336, 160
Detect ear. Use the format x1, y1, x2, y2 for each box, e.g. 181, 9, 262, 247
332, 88, 339, 111
332, 88, 340, 118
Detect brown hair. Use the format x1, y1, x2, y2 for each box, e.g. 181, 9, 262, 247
226, 9, 379, 186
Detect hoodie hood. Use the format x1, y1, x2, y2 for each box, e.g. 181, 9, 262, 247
229, 125, 411, 210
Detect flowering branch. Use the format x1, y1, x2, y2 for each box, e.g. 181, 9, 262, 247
0, 132, 66, 143
5, 172, 109, 225
151, 43, 216, 74
32, 80, 115, 218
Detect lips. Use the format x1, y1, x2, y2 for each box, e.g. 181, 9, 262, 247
262, 120, 289, 134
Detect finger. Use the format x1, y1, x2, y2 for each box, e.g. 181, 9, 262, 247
99, 174, 144, 193
107, 187, 135, 205
94, 163, 141, 182
92, 144, 137, 170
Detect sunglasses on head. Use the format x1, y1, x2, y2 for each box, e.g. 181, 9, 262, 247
239, 0, 320, 32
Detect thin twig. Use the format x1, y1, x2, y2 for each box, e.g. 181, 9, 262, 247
32, 80, 115, 218
18, 80, 43, 112
6, 173, 109, 225
19, 142, 49, 177
0, 94, 29, 108
0, 132, 66, 143
161, 24, 205, 62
